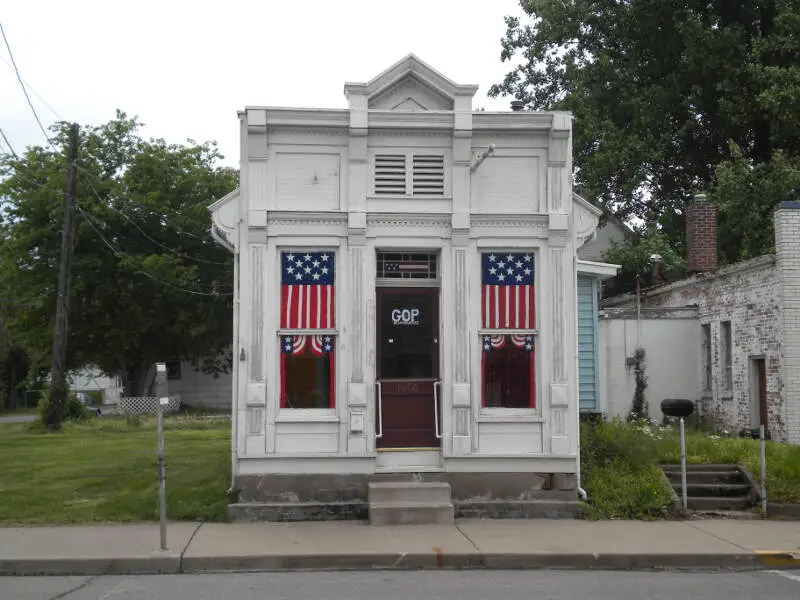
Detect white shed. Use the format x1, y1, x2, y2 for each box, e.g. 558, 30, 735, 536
210, 55, 616, 522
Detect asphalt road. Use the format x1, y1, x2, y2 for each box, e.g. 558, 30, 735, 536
5, 569, 800, 600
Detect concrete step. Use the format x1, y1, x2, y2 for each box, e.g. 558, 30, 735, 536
661, 464, 741, 472
687, 496, 753, 511
369, 501, 454, 526
367, 481, 451, 505
664, 470, 746, 485
672, 483, 752, 498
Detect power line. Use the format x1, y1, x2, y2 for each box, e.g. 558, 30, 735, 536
77, 169, 229, 265
0, 55, 64, 122
0, 22, 53, 145
74, 202, 232, 297
0, 125, 19, 159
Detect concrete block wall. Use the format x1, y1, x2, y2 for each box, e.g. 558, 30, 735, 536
775, 202, 800, 444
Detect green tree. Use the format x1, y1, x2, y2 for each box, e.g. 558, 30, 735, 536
491, 0, 800, 261
0, 112, 238, 404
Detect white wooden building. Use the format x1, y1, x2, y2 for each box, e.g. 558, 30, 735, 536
210, 55, 617, 521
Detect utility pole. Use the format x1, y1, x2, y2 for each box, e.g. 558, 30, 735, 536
45, 123, 79, 429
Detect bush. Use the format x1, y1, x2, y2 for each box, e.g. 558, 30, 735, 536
37, 385, 90, 428
581, 418, 675, 519
65, 394, 90, 421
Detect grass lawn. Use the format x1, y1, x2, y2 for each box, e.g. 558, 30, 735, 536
581, 419, 800, 520
0, 415, 230, 524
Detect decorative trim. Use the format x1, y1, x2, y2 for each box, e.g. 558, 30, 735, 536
454, 248, 468, 383
470, 214, 548, 229
367, 129, 453, 138
351, 246, 365, 381
343, 53, 479, 101
266, 126, 350, 138
249, 246, 265, 383
267, 212, 348, 228
366, 213, 451, 231
551, 247, 567, 383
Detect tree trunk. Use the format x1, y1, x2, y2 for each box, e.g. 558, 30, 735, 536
122, 361, 156, 397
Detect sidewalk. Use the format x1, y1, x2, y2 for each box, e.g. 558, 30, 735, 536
2, 519, 800, 576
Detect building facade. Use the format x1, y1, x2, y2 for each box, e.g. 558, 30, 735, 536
601, 198, 800, 443
209, 56, 617, 519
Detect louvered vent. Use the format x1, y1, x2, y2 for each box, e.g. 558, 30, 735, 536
412, 154, 445, 195
374, 154, 407, 195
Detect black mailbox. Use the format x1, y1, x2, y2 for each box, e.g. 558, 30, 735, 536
661, 398, 695, 418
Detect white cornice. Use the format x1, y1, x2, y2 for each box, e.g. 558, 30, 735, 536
244, 108, 349, 131
473, 112, 557, 132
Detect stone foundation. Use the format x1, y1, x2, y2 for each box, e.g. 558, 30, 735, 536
229, 472, 582, 522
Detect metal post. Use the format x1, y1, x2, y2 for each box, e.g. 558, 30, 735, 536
760, 424, 768, 517
680, 417, 688, 511
154, 363, 168, 551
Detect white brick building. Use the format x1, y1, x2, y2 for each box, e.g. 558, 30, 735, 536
603, 199, 800, 443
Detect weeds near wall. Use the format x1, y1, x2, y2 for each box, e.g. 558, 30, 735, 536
627, 347, 649, 422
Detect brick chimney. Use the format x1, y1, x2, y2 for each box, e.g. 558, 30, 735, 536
686, 193, 718, 272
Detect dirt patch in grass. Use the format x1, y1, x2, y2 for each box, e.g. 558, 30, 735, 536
0, 415, 231, 524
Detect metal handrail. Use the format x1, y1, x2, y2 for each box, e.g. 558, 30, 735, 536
433, 380, 441, 439
375, 381, 383, 439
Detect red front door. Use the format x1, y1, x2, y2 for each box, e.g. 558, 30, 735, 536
376, 287, 440, 449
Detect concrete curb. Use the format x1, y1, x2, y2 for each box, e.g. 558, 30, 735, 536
2, 552, 785, 576
0, 552, 181, 577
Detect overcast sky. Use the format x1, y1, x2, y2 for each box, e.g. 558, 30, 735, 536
1, 0, 525, 167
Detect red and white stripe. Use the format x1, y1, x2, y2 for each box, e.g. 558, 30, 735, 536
281, 284, 335, 329
481, 285, 535, 329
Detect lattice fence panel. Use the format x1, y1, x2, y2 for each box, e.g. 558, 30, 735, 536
118, 395, 181, 415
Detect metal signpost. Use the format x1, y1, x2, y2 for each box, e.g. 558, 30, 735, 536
760, 424, 768, 516
661, 399, 695, 512
154, 363, 168, 551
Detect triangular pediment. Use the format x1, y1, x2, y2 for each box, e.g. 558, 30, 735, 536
344, 54, 478, 111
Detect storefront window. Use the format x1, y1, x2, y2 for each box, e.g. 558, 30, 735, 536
281, 335, 334, 409
280, 250, 336, 409
481, 335, 535, 408
480, 252, 536, 408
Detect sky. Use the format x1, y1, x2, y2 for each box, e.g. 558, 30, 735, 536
1, 0, 526, 168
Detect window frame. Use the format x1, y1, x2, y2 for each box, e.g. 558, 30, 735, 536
701, 323, 712, 392
275, 247, 339, 412
279, 334, 335, 410
477, 249, 539, 411
720, 320, 733, 392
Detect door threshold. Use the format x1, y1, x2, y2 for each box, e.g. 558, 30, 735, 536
377, 447, 441, 453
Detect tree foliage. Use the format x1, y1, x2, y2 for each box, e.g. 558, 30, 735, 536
491, 0, 800, 263
0, 112, 238, 397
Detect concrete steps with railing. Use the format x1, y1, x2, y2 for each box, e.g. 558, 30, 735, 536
661, 464, 758, 516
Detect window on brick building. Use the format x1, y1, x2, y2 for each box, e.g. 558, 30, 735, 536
701, 324, 712, 392
721, 321, 733, 391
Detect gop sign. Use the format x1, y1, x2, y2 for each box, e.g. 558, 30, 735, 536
391, 308, 420, 326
